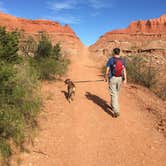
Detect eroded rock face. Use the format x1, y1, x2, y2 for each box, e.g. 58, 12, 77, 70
112, 14, 166, 34
89, 14, 166, 57
0, 12, 83, 55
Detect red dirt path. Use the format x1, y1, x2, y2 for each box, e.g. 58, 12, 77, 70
18, 46, 166, 166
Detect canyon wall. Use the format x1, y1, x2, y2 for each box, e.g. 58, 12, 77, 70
0, 12, 83, 56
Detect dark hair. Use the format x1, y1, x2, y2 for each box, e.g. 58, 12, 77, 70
113, 48, 120, 55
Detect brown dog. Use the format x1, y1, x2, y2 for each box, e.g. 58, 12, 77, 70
64, 79, 76, 103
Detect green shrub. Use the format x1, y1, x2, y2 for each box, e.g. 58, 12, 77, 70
54, 59, 70, 76
0, 61, 41, 159
35, 34, 52, 59
126, 55, 157, 89
0, 27, 20, 63
0, 138, 11, 158
35, 57, 59, 80
0, 27, 41, 161
13, 61, 41, 123
0, 28, 68, 161
34, 34, 68, 80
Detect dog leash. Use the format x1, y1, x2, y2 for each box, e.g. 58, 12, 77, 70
73, 79, 105, 83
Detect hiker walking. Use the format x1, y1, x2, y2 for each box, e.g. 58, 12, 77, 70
104, 48, 127, 117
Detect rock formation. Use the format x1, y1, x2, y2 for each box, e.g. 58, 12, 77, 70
0, 12, 83, 55
89, 14, 166, 57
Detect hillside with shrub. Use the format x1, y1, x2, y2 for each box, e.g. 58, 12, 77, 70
0, 27, 68, 164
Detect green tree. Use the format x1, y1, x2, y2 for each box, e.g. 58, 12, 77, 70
0, 27, 20, 63
35, 34, 52, 59
0, 27, 41, 162
33, 33, 68, 80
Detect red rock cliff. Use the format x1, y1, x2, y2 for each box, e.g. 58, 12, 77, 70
0, 12, 83, 55
112, 14, 166, 34
90, 14, 166, 56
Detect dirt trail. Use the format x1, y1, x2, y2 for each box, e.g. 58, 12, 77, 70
19, 46, 166, 166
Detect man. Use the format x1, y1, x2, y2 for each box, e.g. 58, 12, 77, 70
105, 48, 127, 118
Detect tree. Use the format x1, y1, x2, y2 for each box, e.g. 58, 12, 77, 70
35, 34, 52, 59
0, 27, 19, 63
33, 33, 66, 80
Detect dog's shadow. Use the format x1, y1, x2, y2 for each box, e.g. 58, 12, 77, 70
61, 91, 68, 100
85, 92, 114, 117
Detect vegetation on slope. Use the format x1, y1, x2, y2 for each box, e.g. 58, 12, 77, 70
0, 27, 68, 164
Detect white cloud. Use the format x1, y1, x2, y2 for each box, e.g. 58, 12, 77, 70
46, 0, 112, 24
48, 0, 77, 11
48, 0, 112, 11
46, 15, 80, 24
0, 1, 8, 13
88, 0, 111, 9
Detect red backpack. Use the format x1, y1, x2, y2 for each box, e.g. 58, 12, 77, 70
112, 57, 123, 77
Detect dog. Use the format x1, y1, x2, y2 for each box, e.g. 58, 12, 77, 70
64, 79, 76, 103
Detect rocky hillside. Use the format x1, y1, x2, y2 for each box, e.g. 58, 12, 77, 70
0, 12, 83, 55
89, 14, 166, 58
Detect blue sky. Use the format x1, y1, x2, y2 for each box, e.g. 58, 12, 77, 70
0, 0, 166, 46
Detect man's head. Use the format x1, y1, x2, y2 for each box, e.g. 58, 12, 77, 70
113, 48, 120, 55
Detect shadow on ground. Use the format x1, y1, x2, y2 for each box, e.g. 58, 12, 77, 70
85, 92, 114, 117
61, 91, 68, 100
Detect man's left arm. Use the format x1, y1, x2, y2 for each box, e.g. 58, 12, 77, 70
104, 67, 110, 82
123, 67, 127, 84
122, 58, 127, 84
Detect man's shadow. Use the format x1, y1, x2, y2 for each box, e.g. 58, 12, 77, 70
85, 92, 114, 117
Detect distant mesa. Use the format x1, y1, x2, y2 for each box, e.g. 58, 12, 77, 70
0, 12, 83, 55
0, 12, 75, 34
109, 14, 166, 34
89, 14, 166, 58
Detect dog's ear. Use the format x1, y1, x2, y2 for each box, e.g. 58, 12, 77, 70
64, 79, 67, 84
64, 79, 70, 84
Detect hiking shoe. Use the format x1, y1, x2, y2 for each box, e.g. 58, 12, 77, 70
114, 112, 120, 118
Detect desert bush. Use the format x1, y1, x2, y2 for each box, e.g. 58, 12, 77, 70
0, 27, 41, 161
0, 27, 68, 162
126, 55, 157, 89
34, 57, 59, 80
35, 34, 52, 59
19, 36, 37, 56
0, 60, 41, 160
0, 27, 20, 63
33, 34, 68, 80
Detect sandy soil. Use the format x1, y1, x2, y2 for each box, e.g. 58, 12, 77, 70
17, 46, 166, 166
